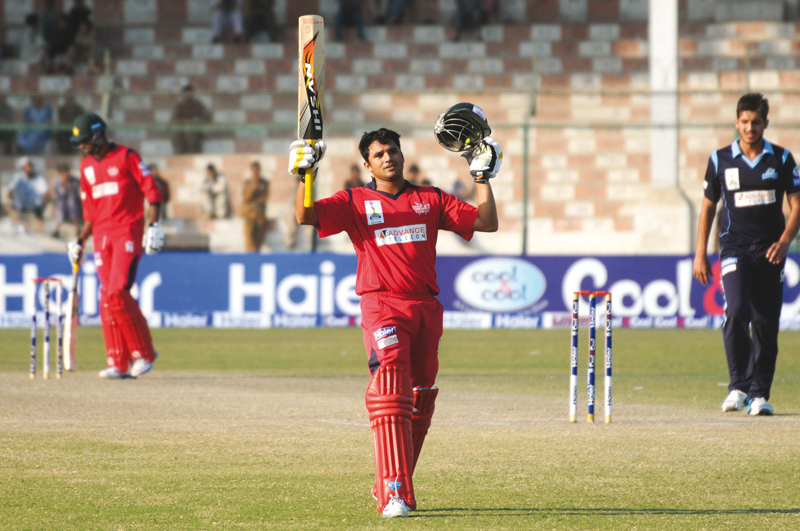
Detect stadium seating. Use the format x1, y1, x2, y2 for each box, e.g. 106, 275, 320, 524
1, 0, 799, 253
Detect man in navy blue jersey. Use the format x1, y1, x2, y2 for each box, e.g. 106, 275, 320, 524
694, 93, 800, 415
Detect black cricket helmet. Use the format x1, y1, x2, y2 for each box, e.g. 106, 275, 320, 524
433, 102, 491, 152
70, 113, 106, 145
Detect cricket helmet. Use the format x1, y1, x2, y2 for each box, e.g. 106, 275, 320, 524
433, 102, 492, 152
70, 113, 107, 145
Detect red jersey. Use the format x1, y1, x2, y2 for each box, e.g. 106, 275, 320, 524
315, 181, 478, 296
79, 144, 163, 233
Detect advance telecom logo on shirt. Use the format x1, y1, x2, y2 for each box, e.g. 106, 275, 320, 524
375, 224, 427, 246
735, 190, 775, 207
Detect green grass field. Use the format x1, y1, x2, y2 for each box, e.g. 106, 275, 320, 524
1, 328, 799, 530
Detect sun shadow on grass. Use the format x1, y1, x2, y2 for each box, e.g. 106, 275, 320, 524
413, 507, 800, 518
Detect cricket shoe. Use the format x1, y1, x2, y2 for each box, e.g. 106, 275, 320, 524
747, 397, 774, 416
98, 367, 136, 379
382, 496, 409, 518
131, 351, 158, 377
721, 390, 747, 412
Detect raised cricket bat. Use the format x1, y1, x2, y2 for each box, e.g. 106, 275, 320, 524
62, 262, 79, 371
298, 14, 325, 208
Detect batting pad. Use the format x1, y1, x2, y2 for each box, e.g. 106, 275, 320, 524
411, 387, 438, 473
100, 291, 130, 373
106, 289, 156, 363
365, 365, 416, 512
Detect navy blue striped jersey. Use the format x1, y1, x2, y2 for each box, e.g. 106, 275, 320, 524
704, 138, 800, 246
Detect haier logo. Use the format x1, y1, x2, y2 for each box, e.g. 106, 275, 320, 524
454, 258, 546, 312
373, 326, 396, 341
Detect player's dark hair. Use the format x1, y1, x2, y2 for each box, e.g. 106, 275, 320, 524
359, 128, 401, 161
737, 93, 769, 121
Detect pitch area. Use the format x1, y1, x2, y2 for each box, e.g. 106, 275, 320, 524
1, 328, 799, 530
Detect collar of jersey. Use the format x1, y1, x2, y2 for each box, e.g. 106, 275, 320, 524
731, 138, 773, 169
91, 142, 117, 162
365, 178, 412, 200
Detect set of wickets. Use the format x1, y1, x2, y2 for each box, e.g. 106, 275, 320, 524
30, 277, 64, 380
570, 291, 612, 423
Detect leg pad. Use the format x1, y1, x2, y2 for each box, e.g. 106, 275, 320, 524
365, 365, 416, 512
411, 387, 438, 473
100, 290, 130, 373
106, 289, 156, 363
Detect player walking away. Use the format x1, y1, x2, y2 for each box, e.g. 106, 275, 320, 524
290, 122, 502, 518
67, 113, 165, 379
694, 93, 800, 415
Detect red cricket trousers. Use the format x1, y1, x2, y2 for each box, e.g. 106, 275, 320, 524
360, 292, 443, 388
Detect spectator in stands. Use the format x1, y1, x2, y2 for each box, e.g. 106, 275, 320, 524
453, 0, 483, 42
202, 164, 231, 219
20, 14, 47, 69
241, 161, 270, 252
246, 0, 280, 42
45, 14, 75, 74
148, 164, 171, 221
212, 0, 244, 44
51, 163, 82, 238
17, 95, 52, 154
68, 20, 99, 75
67, 0, 92, 36
344, 163, 365, 189
371, 0, 389, 24
171, 85, 211, 154
452, 174, 476, 202
56, 95, 85, 154
38, 0, 61, 45
8, 156, 49, 232
407, 164, 431, 186
0, 96, 15, 155
386, 0, 414, 24
335, 0, 367, 41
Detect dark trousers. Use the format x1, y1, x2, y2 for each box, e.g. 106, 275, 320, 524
720, 244, 784, 401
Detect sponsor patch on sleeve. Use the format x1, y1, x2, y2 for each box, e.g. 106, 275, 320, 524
139, 161, 151, 176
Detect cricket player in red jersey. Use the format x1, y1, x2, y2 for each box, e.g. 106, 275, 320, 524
291, 119, 502, 518
67, 113, 164, 379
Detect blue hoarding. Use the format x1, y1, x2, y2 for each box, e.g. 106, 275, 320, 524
3, 252, 800, 329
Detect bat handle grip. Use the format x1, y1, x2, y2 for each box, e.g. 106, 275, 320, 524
302, 140, 317, 208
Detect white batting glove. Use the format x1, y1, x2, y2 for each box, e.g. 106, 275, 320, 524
144, 223, 165, 255
288, 139, 327, 180
462, 137, 503, 183
67, 239, 85, 265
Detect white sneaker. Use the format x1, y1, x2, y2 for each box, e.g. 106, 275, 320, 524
98, 367, 136, 379
382, 496, 409, 518
747, 397, 774, 416
722, 390, 747, 412
131, 351, 158, 377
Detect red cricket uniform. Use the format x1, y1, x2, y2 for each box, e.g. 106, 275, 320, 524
79, 144, 162, 371
315, 180, 478, 385
316, 179, 478, 512
80, 144, 162, 290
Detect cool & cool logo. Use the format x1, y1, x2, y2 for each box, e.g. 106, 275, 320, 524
454, 258, 546, 312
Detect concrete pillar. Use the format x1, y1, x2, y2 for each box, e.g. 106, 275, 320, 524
649, 0, 678, 188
